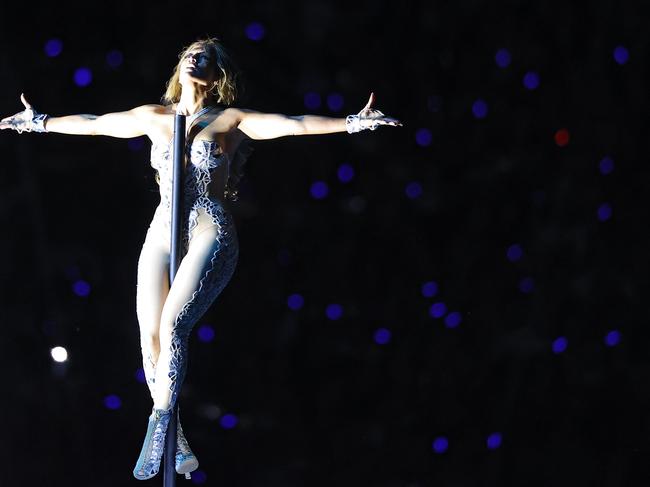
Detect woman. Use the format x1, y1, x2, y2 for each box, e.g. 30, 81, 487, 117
0, 36, 401, 480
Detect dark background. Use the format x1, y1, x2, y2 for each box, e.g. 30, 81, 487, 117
1, 1, 649, 486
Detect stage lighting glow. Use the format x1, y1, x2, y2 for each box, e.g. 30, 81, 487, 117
519, 277, 534, 294
429, 302, 447, 319
432, 436, 448, 454
310, 181, 329, 199
220, 413, 238, 429
613, 45, 629, 65
51, 346, 68, 363
605, 330, 620, 347
421, 281, 439, 298
326, 303, 343, 320
44, 38, 63, 57
245, 22, 266, 41
599, 156, 614, 175
337, 164, 354, 183
554, 129, 569, 147
104, 394, 122, 410
106, 49, 123, 68
73, 67, 92, 87
416, 128, 432, 147
191, 470, 207, 484
552, 336, 568, 354
405, 181, 422, 199
374, 328, 391, 345
507, 244, 523, 262
197, 325, 216, 343
495, 48, 511, 68
287, 293, 304, 310
444, 312, 462, 328
73, 279, 91, 297
472, 99, 488, 119
597, 203, 612, 222
327, 93, 344, 111
523, 71, 540, 90
135, 368, 146, 384
487, 432, 502, 450
304, 92, 321, 110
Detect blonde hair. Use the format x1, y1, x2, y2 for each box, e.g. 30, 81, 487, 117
162, 37, 239, 106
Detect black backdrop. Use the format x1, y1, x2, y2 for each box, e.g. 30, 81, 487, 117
1, 1, 649, 486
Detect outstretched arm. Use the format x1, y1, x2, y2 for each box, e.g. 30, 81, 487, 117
0, 94, 156, 138
235, 92, 401, 140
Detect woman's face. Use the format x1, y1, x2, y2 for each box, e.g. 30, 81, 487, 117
179, 47, 217, 88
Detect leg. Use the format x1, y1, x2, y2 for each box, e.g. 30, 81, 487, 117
152, 220, 238, 410
136, 224, 170, 399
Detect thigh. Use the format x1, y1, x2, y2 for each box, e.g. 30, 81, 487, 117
136, 225, 171, 336
160, 221, 238, 335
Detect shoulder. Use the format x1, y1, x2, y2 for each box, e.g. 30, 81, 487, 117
130, 104, 168, 117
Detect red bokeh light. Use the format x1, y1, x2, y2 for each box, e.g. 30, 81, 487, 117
555, 128, 570, 147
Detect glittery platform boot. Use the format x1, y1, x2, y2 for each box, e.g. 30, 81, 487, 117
133, 407, 173, 480
176, 407, 199, 478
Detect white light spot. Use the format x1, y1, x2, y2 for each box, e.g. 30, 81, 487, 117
51, 346, 68, 363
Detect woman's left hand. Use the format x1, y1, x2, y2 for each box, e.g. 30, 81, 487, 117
355, 92, 402, 130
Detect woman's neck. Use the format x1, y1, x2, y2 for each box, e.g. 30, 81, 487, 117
176, 90, 211, 116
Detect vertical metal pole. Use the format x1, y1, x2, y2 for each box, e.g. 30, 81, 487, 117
164, 112, 186, 486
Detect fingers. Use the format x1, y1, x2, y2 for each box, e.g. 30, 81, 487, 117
20, 93, 32, 110
363, 92, 375, 111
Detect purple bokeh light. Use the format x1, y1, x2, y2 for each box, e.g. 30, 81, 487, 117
605, 330, 621, 347
191, 470, 207, 484
487, 432, 502, 450
310, 181, 329, 199
507, 244, 523, 262
44, 38, 63, 57
197, 325, 216, 343
73, 279, 91, 297
337, 164, 354, 183
613, 45, 629, 65
245, 22, 266, 41
287, 293, 304, 310
552, 336, 568, 354
429, 302, 447, 319
472, 99, 488, 119
73, 67, 92, 87
405, 181, 423, 199
523, 71, 540, 90
597, 203, 612, 222
599, 156, 614, 175
106, 49, 123, 68
128, 137, 145, 152
104, 394, 122, 410
135, 368, 146, 384
495, 48, 511, 68
374, 328, 391, 345
421, 281, 439, 298
327, 93, 344, 111
432, 436, 448, 454
444, 312, 462, 328
304, 92, 321, 110
416, 128, 433, 147
519, 277, 535, 294
220, 413, 238, 429
326, 303, 343, 320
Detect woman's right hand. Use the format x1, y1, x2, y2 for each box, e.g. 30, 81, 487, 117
0, 94, 48, 133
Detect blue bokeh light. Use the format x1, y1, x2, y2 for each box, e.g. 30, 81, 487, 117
135, 368, 146, 384
429, 302, 447, 319
245, 22, 266, 41
432, 436, 449, 454
44, 38, 63, 57
104, 394, 122, 410
128, 137, 145, 152
523, 71, 540, 90
310, 181, 329, 199
374, 327, 391, 345
472, 99, 488, 119
605, 330, 621, 347
191, 470, 207, 484
613, 45, 629, 65
444, 312, 462, 328
495, 48, 511, 68
599, 156, 614, 175
507, 244, 523, 262
405, 181, 423, 199
519, 277, 535, 294
220, 413, 238, 429
421, 281, 439, 298
597, 203, 612, 222
73, 67, 92, 87
288, 293, 304, 310
304, 92, 321, 110
73, 279, 91, 297
327, 93, 344, 111
487, 432, 502, 450
337, 164, 354, 183
415, 128, 433, 147
197, 325, 216, 343
326, 303, 343, 320
552, 336, 568, 354
106, 49, 123, 68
